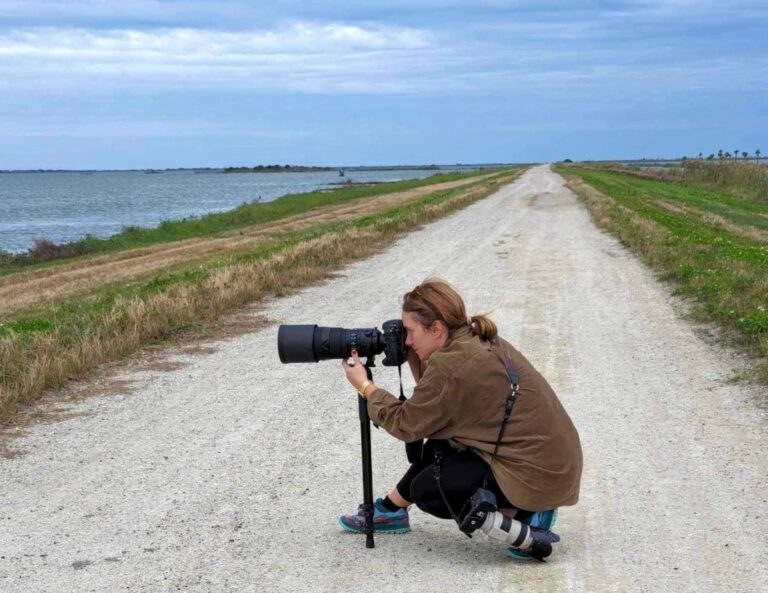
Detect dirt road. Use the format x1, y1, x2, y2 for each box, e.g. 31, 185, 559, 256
1, 165, 765, 592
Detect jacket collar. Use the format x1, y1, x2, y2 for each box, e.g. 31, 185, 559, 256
442, 325, 474, 349
451, 325, 473, 340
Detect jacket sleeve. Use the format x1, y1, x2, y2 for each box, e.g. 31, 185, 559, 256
365, 365, 454, 442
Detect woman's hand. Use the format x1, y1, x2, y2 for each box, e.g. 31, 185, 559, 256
341, 349, 369, 393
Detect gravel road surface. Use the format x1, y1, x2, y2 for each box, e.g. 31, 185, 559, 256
1, 165, 766, 592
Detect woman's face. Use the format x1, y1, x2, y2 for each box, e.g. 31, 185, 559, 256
402, 311, 447, 361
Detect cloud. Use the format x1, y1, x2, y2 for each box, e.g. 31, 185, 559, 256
0, 23, 440, 93
0, 9, 764, 96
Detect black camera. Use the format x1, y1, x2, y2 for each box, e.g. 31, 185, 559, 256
277, 319, 407, 367
459, 487, 499, 535
459, 487, 559, 561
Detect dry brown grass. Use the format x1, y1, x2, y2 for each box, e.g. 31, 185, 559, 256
0, 171, 521, 422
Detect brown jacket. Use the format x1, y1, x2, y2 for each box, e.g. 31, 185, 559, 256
366, 327, 582, 511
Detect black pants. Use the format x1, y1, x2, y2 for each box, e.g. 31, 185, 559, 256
396, 440, 533, 522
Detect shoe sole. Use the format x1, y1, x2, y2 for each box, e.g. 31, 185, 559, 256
506, 548, 534, 561
338, 518, 411, 535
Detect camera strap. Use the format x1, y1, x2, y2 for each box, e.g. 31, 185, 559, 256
433, 340, 520, 529
482, 342, 519, 489
432, 449, 468, 532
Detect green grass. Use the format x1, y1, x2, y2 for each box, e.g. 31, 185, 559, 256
558, 165, 768, 379
0, 169, 501, 276
582, 165, 768, 229
580, 159, 768, 200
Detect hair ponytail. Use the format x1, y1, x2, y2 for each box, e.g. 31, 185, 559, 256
469, 314, 497, 342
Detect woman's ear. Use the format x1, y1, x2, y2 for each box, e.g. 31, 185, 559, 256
430, 320, 446, 338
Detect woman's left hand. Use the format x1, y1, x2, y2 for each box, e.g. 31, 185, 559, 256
341, 349, 368, 392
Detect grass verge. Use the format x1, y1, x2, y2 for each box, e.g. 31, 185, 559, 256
556, 165, 768, 382
0, 168, 523, 421
578, 159, 767, 205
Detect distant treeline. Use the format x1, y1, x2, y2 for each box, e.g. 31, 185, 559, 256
222, 164, 445, 173
223, 165, 335, 173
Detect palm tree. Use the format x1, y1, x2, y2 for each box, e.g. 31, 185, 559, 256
724, 152, 732, 160
718, 149, 724, 160
707, 154, 715, 160
734, 148, 739, 161
698, 152, 703, 160
741, 151, 748, 161
756, 149, 762, 163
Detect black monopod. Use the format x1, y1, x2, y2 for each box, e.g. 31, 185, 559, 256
357, 357, 376, 548
277, 322, 411, 550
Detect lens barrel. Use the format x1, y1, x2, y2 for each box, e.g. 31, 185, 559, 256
277, 325, 319, 363
277, 325, 383, 363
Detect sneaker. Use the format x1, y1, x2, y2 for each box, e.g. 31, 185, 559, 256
339, 497, 411, 534
506, 509, 558, 561
530, 508, 558, 531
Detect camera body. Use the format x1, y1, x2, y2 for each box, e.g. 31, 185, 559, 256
459, 488, 498, 535
278, 319, 407, 367
380, 319, 408, 367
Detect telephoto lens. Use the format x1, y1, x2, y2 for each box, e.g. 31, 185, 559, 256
277, 325, 383, 363
459, 487, 560, 561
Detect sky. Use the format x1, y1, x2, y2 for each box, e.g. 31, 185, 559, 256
0, 0, 765, 169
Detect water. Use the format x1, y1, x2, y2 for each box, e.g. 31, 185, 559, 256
0, 168, 474, 253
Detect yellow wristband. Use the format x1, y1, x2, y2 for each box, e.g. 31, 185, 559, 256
357, 380, 372, 396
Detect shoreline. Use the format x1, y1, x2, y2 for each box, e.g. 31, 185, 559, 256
1, 169, 496, 266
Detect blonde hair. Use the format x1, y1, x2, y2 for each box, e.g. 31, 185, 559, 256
402, 278, 497, 342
